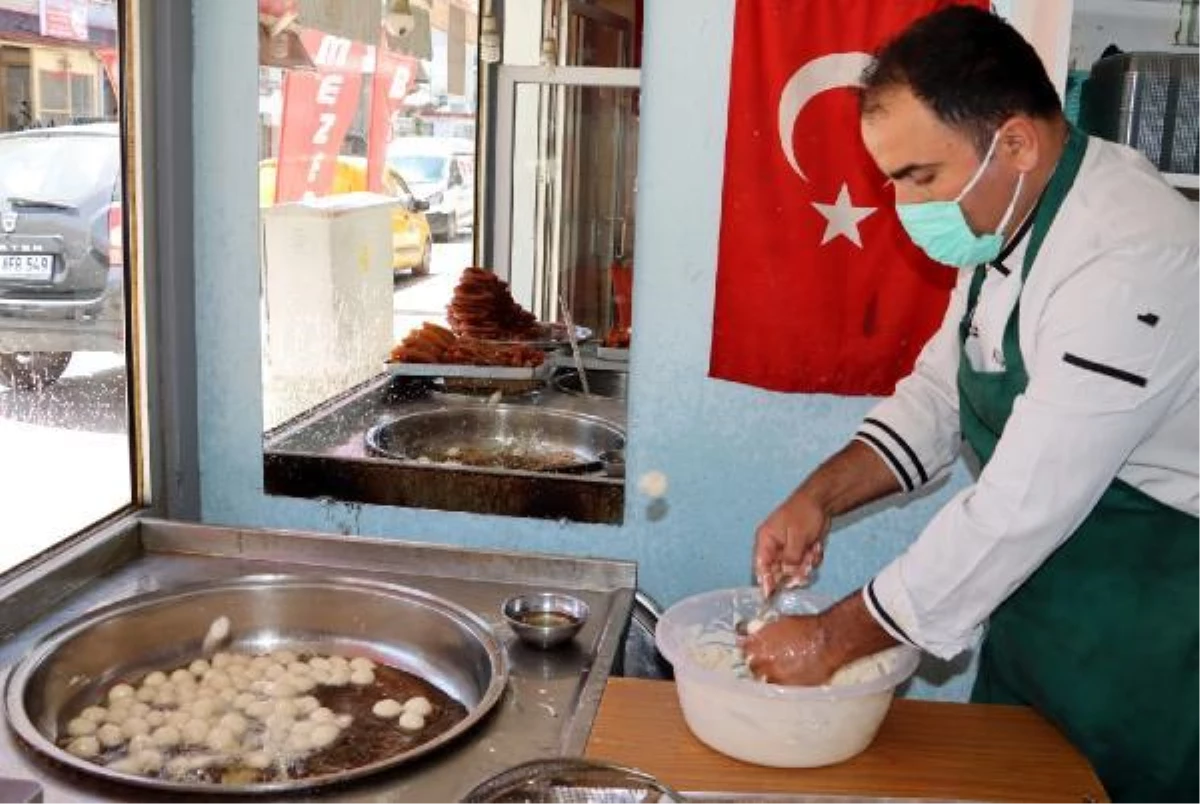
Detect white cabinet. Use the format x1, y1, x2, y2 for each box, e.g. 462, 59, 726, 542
260, 192, 397, 430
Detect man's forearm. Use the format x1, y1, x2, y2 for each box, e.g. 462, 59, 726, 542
820, 588, 901, 669
798, 440, 903, 517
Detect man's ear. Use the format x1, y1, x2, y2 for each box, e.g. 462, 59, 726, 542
1000, 116, 1040, 174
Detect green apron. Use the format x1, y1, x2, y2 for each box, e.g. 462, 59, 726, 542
958, 128, 1199, 803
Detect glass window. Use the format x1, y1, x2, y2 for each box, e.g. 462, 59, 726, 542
260, 0, 642, 526
3, 60, 32, 132
69, 73, 94, 117
392, 153, 448, 184
258, 0, 481, 432
0, 134, 118, 202
0, 2, 135, 571
37, 70, 67, 111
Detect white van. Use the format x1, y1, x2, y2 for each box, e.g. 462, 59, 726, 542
386, 137, 474, 241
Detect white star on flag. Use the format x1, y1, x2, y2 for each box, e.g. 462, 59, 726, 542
811, 183, 876, 248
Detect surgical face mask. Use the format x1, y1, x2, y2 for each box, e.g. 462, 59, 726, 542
895, 132, 1025, 269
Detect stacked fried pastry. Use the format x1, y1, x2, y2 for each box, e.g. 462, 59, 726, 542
446, 267, 543, 341
389, 322, 545, 368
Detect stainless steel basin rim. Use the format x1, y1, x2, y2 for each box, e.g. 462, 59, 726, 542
3, 574, 510, 795
364, 404, 626, 474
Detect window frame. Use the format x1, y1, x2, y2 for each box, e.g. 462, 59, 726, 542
0, 0, 199, 583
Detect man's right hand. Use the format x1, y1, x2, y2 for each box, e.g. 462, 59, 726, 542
754, 489, 831, 595
753, 441, 904, 596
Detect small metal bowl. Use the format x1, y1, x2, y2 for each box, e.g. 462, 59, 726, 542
502, 592, 590, 649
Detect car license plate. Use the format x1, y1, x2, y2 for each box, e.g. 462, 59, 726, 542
0, 254, 53, 281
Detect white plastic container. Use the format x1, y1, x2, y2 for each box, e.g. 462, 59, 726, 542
655, 587, 919, 768
260, 192, 397, 430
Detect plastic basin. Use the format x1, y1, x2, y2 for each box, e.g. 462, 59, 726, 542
655, 587, 919, 768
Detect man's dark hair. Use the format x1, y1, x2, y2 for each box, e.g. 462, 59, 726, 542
860, 4, 1062, 155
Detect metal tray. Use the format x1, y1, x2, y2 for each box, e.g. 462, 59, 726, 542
552, 369, 628, 401
3, 575, 509, 795
595, 346, 629, 362
480, 324, 593, 351
386, 360, 552, 381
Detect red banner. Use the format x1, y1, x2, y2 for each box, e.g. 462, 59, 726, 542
366, 47, 418, 193
274, 28, 368, 204
709, 0, 983, 395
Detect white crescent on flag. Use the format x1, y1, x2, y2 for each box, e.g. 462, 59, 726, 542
777, 51, 875, 182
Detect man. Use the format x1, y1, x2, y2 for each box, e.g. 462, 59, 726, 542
741, 7, 1197, 802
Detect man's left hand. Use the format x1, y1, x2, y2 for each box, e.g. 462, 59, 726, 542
740, 615, 839, 685
740, 590, 904, 685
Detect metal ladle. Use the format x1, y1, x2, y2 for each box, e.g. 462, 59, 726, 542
559, 290, 590, 397
734, 575, 796, 637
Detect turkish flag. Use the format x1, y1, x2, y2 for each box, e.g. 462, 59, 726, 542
275, 29, 368, 204
710, 0, 984, 395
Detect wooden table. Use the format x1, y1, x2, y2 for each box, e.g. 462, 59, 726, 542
584, 678, 1107, 802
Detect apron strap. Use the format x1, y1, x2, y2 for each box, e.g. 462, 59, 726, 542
1022, 127, 1089, 278
959, 127, 1090, 373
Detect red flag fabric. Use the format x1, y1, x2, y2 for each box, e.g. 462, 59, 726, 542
274, 29, 368, 204
366, 47, 418, 194
709, 0, 984, 395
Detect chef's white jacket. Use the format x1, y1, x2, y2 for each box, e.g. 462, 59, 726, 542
855, 137, 1199, 659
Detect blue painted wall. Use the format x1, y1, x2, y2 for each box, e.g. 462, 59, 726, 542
192, 0, 976, 699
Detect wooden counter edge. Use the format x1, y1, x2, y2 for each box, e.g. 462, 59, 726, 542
584, 677, 1109, 803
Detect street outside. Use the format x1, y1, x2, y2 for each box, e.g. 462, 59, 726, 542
0, 239, 469, 571
393, 236, 471, 336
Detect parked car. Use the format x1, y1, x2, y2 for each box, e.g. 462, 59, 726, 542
386, 137, 474, 242
258, 156, 434, 276
0, 123, 123, 390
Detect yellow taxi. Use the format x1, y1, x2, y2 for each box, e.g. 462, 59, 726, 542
259, 156, 434, 275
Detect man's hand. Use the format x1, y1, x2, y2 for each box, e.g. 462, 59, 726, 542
740, 614, 838, 685
754, 491, 831, 596
740, 590, 903, 686
753, 441, 903, 595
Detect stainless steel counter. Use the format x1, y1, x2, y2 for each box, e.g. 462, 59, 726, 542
0, 518, 636, 802
262, 372, 627, 524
